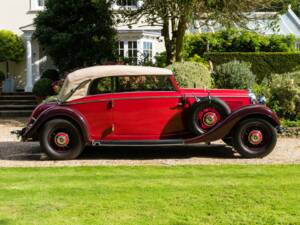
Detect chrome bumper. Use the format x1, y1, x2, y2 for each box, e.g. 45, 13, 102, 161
276, 126, 285, 134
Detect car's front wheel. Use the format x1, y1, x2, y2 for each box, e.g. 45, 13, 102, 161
232, 118, 277, 158
40, 119, 84, 160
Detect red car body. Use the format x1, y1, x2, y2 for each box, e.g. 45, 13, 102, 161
17, 66, 281, 160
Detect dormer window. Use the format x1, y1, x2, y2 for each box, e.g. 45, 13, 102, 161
30, 0, 45, 11
117, 0, 137, 7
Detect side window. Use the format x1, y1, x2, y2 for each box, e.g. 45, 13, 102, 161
117, 75, 175, 92
89, 77, 113, 95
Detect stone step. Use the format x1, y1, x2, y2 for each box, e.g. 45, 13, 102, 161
0, 105, 36, 111
0, 100, 37, 105
0, 110, 33, 117
0, 95, 36, 100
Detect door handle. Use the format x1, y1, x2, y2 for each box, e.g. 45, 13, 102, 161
107, 100, 114, 109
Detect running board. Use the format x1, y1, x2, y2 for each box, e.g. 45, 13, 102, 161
92, 140, 185, 147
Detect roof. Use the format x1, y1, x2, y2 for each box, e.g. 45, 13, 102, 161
67, 65, 172, 82
59, 65, 173, 101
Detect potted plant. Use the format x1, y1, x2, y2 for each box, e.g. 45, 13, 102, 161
32, 78, 54, 103
0, 70, 5, 95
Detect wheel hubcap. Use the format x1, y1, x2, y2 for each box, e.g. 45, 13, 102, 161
248, 130, 263, 145
203, 112, 218, 127
54, 132, 70, 147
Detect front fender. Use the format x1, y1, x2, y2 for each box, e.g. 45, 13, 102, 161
185, 105, 280, 144
22, 106, 90, 143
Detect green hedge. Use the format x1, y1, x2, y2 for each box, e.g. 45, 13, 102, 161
204, 52, 300, 81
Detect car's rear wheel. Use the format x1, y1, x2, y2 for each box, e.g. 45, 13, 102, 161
232, 118, 277, 158
188, 98, 231, 135
40, 119, 84, 160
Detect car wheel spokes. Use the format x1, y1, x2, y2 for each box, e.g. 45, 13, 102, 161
49, 129, 73, 152
241, 124, 269, 151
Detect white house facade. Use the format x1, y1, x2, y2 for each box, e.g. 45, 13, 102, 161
0, 0, 165, 92
1, 1, 300, 92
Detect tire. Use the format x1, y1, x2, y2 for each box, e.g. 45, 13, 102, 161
232, 118, 277, 158
40, 119, 84, 160
188, 97, 231, 135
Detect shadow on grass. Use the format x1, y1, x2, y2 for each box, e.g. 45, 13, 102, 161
0, 141, 238, 161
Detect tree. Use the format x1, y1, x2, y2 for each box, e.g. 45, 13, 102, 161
35, 0, 117, 73
0, 30, 25, 77
122, 0, 276, 64
263, 0, 300, 17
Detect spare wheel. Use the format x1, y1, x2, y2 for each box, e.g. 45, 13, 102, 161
188, 97, 231, 135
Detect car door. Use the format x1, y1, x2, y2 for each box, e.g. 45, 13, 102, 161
70, 77, 114, 141
111, 75, 186, 139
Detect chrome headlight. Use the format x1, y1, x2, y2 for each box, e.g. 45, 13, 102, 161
248, 89, 257, 104
257, 96, 267, 105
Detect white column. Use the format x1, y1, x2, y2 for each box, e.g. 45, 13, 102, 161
25, 33, 33, 92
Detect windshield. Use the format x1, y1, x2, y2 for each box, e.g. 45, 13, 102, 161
59, 79, 92, 103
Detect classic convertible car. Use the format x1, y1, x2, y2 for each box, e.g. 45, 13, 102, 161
14, 65, 282, 160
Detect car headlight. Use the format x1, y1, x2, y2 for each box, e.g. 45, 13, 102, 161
258, 96, 267, 105
248, 90, 257, 104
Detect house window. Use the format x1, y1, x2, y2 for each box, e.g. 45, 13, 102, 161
117, 0, 137, 6
296, 42, 300, 51
128, 41, 138, 65
118, 41, 125, 59
143, 42, 153, 62
31, 0, 45, 10
38, 0, 45, 6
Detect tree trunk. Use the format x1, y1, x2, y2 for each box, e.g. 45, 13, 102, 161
162, 18, 173, 65
175, 16, 187, 62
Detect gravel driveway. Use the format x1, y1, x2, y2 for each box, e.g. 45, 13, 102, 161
1, 118, 300, 167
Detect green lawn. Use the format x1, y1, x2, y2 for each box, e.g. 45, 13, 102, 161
0, 165, 299, 225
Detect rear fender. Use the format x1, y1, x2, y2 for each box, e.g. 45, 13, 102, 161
23, 106, 91, 143
185, 105, 280, 144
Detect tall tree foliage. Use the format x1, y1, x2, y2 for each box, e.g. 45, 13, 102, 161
35, 0, 117, 73
0, 30, 25, 76
122, 0, 276, 64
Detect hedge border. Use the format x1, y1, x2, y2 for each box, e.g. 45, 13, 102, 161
204, 52, 300, 81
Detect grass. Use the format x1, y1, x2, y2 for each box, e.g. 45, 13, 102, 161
0, 165, 299, 225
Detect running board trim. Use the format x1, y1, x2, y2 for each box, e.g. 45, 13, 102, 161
92, 140, 185, 147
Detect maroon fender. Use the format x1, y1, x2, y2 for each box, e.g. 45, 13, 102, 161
185, 104, 280, 144
22, 105, 91, 143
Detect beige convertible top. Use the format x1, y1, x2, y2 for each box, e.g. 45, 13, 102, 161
59, 65, 173, 101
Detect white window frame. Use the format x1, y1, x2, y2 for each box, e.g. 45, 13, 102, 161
118, 41, 125, 59
30, 0, 45, 11
128, 41, 138, 65
143, 42, 153, 62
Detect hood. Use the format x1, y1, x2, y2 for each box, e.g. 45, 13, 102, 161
180, 88, 249, 98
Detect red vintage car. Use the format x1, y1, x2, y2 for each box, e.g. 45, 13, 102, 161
15, 65, 282, 160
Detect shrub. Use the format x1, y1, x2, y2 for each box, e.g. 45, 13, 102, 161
41, 69, 60, 81
268, 74, 300, 120
32, 78, 54, 97
252, 82, 271, 99
184, 29, 296, 58
204, 52, 300, 82
155, 52, 167, 68
168, 62, 212, 88
0, 70, 5, 82
286, 70, 300, 86
214, 60, 255, 89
